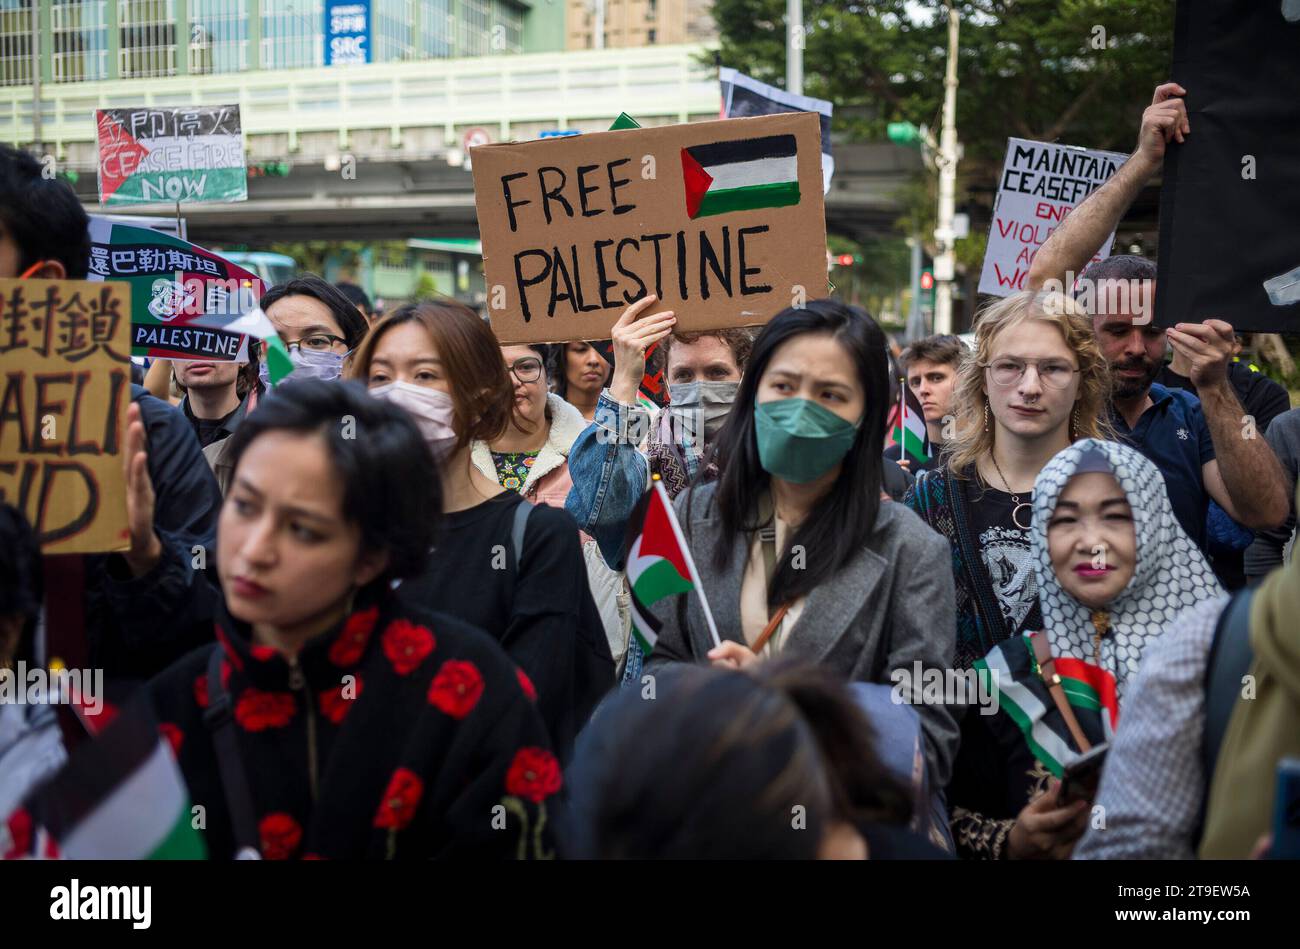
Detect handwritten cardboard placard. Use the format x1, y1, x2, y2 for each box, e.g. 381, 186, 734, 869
978, 137, 1128, 297
95, 105, 247, 206
0, 279, 132, 553
472, 112, 829, 343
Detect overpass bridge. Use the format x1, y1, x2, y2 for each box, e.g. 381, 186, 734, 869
3, 44, 920, 245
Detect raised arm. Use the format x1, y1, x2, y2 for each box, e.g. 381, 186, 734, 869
1026, 83, 1189, 292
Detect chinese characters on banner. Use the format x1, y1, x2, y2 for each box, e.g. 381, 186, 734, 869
325, 0, 372, 65
95, 106, 247, 206
0, 279, 132, 553
87, 217, 259, 362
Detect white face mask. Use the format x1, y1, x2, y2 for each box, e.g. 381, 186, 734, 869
369, 381, 458, 459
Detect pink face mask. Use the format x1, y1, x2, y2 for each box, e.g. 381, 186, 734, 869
369, 381, 459, 459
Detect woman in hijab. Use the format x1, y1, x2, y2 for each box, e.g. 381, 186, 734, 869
948, 438, 1223, 859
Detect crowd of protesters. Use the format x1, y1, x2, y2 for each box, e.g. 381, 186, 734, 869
1, 80, 1297, 862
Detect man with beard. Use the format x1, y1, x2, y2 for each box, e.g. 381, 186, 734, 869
1027, 82, 1289, 550
174, 359, 248, 449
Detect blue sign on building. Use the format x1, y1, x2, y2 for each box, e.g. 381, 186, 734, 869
325, 0, 371, 65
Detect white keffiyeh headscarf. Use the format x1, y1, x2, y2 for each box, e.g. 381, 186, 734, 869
1031, 438, 1223, 700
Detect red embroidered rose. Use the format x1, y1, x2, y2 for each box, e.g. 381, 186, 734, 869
159, 722, 183, 757
250, 645, 278, 662
516, 667, 537, 702
258, 813, 302, 860
427, 660, 484, 719
329, 606, 380, 667
505, 747, 563, 803
381, 619, 435, 676
373, 768, 424, 831
234, 688, 296, 731
319, 675, 363, 725
2, 808, 32, 859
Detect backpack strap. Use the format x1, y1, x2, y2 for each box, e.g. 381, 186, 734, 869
1194, 589, 1256, 846
1202, 589, 1256, 783
201, 646, 262, 858
510, 497, 535, 571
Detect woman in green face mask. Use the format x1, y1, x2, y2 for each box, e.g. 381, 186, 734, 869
644, 300, 961, 792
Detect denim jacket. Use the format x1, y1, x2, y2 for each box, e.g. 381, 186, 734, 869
564, 390, 653, 571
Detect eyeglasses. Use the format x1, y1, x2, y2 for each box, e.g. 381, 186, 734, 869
282, 334, 348, 354
981, 357, 1080, 389
507, 357, 544, 384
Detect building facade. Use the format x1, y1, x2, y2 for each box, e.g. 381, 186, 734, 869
565, 0, 715, 50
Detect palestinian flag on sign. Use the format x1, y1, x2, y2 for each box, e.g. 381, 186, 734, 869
891, 382, 931, 465
27, 703, 206, 859
974, 633, 1117, 778
624, 480, 699, 655
681, 134, 801, 219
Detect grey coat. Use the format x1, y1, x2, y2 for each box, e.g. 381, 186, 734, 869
647, 481, 961, 788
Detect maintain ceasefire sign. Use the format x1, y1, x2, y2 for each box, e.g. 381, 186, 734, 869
978, 137, 1128, 297
471, 112, 829, 343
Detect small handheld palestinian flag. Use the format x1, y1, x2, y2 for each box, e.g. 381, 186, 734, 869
625, 476, 721, 655
719, 67, 834, 194
26, 703, 206, 859
681, 133, 801, 220
892, 378, 931, 466
220, 305, 295, 385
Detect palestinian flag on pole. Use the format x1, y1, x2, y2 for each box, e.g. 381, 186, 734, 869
27, 704, 206, 859
974, 633, 1117, 778
204, 305, 295, 385
892, 381, 931, 465
719, 67, 834, 194
681, 134, 801, 220
624, 478, 720, 654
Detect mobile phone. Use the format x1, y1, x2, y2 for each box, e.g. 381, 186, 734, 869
1270, 758, 1300, 859
1059, 742, 1109, 806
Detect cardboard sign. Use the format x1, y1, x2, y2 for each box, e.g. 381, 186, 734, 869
472, 112, 829, 344
1156, 2, 1300, 331
95, 106, 247, 206
87, 218, 259, 362
979, 138, 1128, 297
0, 279, 132, 553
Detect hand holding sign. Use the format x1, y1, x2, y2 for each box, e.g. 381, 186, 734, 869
1167, 319, 1235, 391
610, 295, 676, 406
121, 402, 162, 577
1135, 82, 1190, 173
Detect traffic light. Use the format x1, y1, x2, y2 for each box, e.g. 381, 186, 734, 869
920, 270, 934, 291
887, 122, 923, 148
837, 254, 854, 267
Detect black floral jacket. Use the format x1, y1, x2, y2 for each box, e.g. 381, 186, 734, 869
147, 592, 561, 860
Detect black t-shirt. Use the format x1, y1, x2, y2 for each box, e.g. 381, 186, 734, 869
964, 481, 1042, 638
182, 399, 241, 449
397, 490, 613, 759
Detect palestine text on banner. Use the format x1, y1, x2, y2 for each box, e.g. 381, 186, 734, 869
978, 138, 1127, 297
27, 703, 206, 859
87, 217, 259, 362
470, 111, 828, 344
719, 67, 834, 194
95, 105, 247, 206
0, 279, 132, 554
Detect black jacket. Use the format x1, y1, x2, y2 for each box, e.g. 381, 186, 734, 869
146, 591, 558, 859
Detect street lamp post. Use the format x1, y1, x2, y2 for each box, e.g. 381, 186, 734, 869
933, 3, 960, 334
787, 0, 803, 95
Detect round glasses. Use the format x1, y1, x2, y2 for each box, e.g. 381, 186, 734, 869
982, 357, 1080, 389
507, 357, 544, 384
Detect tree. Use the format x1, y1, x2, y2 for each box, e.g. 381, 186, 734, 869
713, 1, 1173, 182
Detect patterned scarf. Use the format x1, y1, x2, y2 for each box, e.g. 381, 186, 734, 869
1031, 438, 1223, 701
